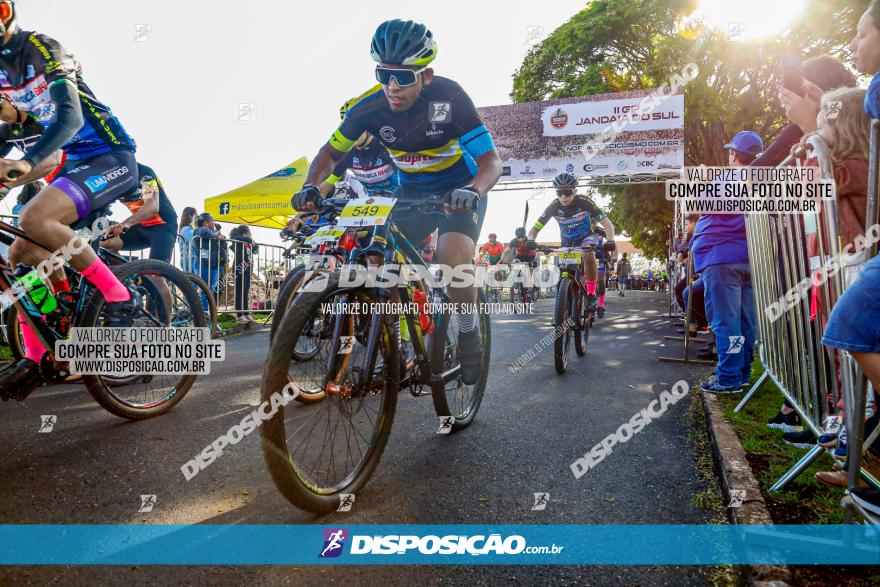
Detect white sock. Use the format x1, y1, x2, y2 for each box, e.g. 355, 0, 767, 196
458, 309, 477, 333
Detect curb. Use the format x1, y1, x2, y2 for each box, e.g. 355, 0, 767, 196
701, 391, 794, 586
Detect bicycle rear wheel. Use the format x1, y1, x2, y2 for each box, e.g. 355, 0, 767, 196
183, 274, 217, 336
574, 286, 588, 357
81, 260, 207, 419
2, 305, 24, 363
430, 289, 490, 431
554, 277, 573, 374
261, 271, 399, 513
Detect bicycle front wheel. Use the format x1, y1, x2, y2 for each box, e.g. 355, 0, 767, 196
554, 277, 573, 374
268, 265, 326, 404
81, 260, 207, 419
261, 271, 399, 513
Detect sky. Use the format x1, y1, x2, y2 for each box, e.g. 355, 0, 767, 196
8, 0, 599, 245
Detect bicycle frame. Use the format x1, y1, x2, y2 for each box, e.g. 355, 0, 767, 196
319, 200, 463, 395
0, 220, 89, 359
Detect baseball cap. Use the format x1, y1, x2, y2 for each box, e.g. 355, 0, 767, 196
724, 131, 764, 155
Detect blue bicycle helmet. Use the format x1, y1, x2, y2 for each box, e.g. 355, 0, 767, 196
370, 19, 438, 67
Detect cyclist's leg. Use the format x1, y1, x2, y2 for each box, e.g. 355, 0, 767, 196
437, 194, 487, 314
436, 193, 488, 385
597, 261, 607, 315
21, 152, 138, 301
133, 225, 177, 314
6, 154, 137, 368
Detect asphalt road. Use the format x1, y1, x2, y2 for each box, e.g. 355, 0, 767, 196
0, 290, 722, 585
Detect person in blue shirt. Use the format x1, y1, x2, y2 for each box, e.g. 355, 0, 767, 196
850, 0, 880, 118
693, 131, 762, 393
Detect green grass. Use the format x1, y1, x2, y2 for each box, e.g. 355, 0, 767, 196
714, 360, 846, 524
0, 345, 10, 360
217, 312, 271, 332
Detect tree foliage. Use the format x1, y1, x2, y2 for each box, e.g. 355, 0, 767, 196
510, 0, 867, 258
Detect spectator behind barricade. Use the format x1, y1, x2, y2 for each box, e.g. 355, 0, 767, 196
214, 222, 228, 302
178, 206, 197, 271
694, 131, 762, 394
849, 0, 880, 118
772, 55, 857, 168
800, 87, 878, 487
615, 253, 632, 296
806, 88, 870, 297
192, 212, 220, 315
229, 224, 258, 325
762, 57, 857, 432
675, 214, 708, 336
821, 218, 880, 503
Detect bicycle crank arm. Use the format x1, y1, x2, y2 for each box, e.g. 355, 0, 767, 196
430, 365, 461, 387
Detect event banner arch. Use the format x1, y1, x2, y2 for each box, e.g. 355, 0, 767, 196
478, 88, 684, 182
204, 157, 309, 229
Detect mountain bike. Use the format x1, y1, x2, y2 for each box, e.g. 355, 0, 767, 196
482, 262, 504, 303
261, 195, 490, 513
4, 239, 217, 361
552, 247, 597, 374
0, 212, 207, 418
509, 260, 538, 303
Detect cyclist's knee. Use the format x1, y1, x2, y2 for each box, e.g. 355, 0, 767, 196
19, 205, 55, 238
8, 238, 30, 264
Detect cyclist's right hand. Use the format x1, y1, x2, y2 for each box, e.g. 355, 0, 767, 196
291, 184, 321, 212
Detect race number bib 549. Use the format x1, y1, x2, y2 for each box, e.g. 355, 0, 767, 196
336, 197, 396, 227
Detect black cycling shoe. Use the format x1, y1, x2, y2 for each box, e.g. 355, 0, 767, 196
0, 358, 43, 400
458, 329, 483, 386
103, 293, 140, 327
586, 294, 598, 313
597, 306, 605, 319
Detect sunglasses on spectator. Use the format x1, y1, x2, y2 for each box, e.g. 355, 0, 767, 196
375, 66, 427, 87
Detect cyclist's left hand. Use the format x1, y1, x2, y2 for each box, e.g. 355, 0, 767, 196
103, 224, 125, 239
445, 186, 480, 212
0, 158, 32, 183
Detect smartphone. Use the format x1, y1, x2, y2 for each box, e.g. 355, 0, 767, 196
780, 54, 804, 97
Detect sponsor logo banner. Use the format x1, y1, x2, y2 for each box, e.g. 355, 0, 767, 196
541, 95, 684, 137
478, 88, 684, 181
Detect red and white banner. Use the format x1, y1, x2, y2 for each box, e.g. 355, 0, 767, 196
541, 95, 684, 136
478, 88, 685, 182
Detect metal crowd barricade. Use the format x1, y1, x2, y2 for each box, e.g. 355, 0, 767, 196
842, 120, 880, 524
665, 207, 684, 318
735, 135, 880, 509
658, 199, 713, 365
181, 234, 296, 325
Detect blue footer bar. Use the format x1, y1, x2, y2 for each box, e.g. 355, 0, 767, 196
0, 524, 877, 565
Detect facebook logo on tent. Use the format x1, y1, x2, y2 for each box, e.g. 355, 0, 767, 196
219, 202, 230, 215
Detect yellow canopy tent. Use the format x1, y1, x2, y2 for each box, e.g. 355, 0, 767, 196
203, 157, 309, 229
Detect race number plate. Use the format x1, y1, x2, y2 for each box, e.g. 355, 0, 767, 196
336, 197, 397, 227
305, 226, 346, 246
557, 248, 583, 264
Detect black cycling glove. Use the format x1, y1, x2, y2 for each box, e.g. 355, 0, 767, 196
445, 186, 480, 211
291, 184, 321, 211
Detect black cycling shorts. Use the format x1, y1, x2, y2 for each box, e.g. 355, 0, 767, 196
119, 224, 177, 263
50, 150, 138, 220
389, 184, 487, 243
